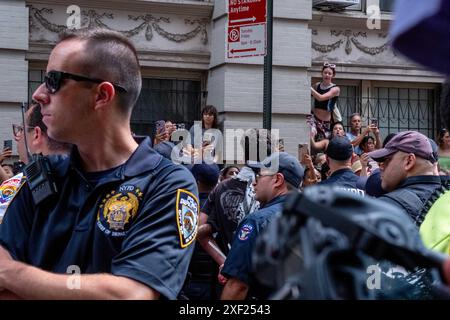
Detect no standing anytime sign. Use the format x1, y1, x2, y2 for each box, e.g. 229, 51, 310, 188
227, 0, 267, 58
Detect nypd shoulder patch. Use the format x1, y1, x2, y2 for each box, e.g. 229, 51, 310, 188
176, 189, 199, 248
238, 224, 254, 241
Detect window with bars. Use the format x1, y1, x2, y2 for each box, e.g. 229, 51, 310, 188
336, 85, 438, 140
131, 78, 202, 137
28, 70, 203, 138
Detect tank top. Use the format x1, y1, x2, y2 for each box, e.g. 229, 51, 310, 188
314, 82, 338, 112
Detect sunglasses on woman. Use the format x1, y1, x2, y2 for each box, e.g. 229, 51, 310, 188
323, 62, 336, 69
44, 70, 128, 94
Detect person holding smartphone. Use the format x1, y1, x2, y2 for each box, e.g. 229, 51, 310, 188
346, 114, 382, 155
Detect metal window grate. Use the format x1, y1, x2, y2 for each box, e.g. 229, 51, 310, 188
131, 78, 202, 137
337, 87, 438, 139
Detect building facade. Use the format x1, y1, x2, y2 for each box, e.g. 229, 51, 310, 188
0, 0, 443, 160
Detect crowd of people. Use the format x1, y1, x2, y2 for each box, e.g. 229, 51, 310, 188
0, 23, 449, 301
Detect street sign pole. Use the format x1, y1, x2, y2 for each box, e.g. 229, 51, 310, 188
263, 0, 273, 131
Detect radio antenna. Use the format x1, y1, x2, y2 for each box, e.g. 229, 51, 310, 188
21, 102, 32, 163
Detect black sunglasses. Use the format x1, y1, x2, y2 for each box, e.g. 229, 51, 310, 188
44, 70, 128, 94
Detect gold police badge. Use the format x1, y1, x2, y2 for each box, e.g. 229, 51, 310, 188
97, 185, 143, 236
176, 189, 199, 248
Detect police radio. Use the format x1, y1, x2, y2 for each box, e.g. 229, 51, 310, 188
21, 102, 58, 205
23, 154, 58, 205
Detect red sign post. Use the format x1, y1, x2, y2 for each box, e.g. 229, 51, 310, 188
227, 0, 267, 58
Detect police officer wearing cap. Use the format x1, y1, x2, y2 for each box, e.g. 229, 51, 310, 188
368, 131, 442, 226
220, 152, 304, 300
319, 136, 365, 195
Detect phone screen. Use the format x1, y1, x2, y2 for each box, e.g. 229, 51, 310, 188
298, 143, 309, 160
203, 132, 213, 146
3, 140, 12, 150
371, 119, 378, 127
278, 139, 285, 151
155, 120, 166, 134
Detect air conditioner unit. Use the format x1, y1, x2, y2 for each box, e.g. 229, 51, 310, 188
313, 0, 360, 10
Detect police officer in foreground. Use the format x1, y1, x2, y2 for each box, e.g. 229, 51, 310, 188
0, 28, 198, 299
319, 136, 365, 195
220, 152, 304, 300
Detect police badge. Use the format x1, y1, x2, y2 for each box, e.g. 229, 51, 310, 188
176, 189, 199, 248
97, 185, 143, 237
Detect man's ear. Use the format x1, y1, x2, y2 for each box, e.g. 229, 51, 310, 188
275, 172, 285, 188
30, 126, 42, 149
94, 82, 115, 110
404, 153, 416, 171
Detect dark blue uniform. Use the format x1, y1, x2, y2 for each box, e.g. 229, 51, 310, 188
221, 195, 286, 299
319, 168, 365, 195
0, 137, 199, 300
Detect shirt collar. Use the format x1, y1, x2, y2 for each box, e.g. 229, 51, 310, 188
62, 136, 162, 178
262, 194, 288, 208
398, 175, 442, 188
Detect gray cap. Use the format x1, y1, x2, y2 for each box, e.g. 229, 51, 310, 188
247, 152, 304, 188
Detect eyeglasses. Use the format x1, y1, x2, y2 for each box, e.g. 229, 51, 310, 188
44, 70, 128, 94
12, 124, 35, 137
255, 172, 277, 182
379, 152, 399, 168
323, 62, 336, 69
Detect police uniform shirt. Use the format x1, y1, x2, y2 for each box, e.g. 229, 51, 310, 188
221, 195, 286, 297
319, 168, 365, 195
0, 137, 199, 300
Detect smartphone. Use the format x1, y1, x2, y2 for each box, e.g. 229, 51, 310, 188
298, 143, 310, 160
155, 120, 166, 134
3, 139, 12, 150
277, 139, 285, 152
203, 132, 213, 146
370, 119, 378, 127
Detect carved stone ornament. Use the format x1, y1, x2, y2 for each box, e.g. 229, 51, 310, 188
29, 5, 209, 44
312, 29, 389, 56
